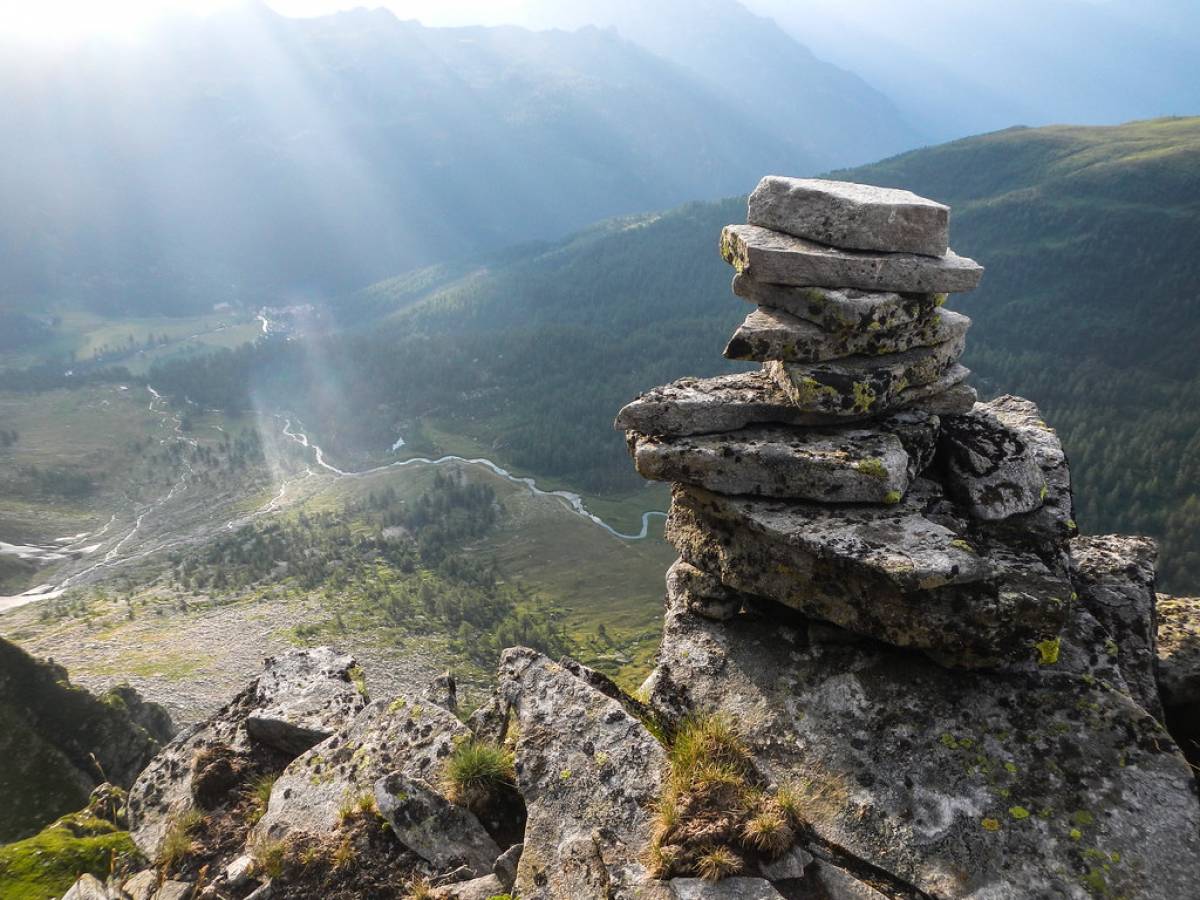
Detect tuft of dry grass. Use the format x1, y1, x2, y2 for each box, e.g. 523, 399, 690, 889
696, 845, 743, 880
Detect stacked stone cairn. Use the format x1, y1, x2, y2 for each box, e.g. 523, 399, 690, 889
616, 176, 1077, 668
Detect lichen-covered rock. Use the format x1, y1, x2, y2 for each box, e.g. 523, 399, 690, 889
669, 877, 785, 899
747, 176, 950, 257
939, 406, 1047, 522
1156, 594, 1200, 764
615, 367, 972, 438
374, 772, 499, 876
245, 648, 367, 755
721, 224, 983, 293
128, 648, 362, 859
429, 874, 506, 900
645, 601, 1200, 900
764, 331, 966, 416
1071, 536, 1164, 721
628, 422, 925, 504
731, 274, 943, 334
666, 480, 1072, 667
666, 558, 743, 621
724, 305, 969, 364
497, 648, 669, 900
984, 395, 1076, 546
252, 694, 468, 845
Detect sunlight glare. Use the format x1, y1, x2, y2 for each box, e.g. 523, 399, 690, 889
0, 0, 236, 44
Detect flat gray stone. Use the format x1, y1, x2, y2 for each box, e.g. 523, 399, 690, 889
764, 331, 966, 415
251, 694, 469, 846
643, 603, 1200, 900
939, 406, 1048, 522
615, 365, 971, 438
670, 877, 785, 899
497, 648, 669, 900
725, 305, 970, 364
629, 424, 916, 504
1071, 535, 1164, 721
667, 480, 1072, 667
732, 274, 944, 334
374, 772, 499, 876
748, 176, 950, 257
666, 557, 743, 621
429, 874, 506, 900
721, 224, 983, 293
245, 647, 368, 755
63, 875, 118, 900
806, 861, 889, 899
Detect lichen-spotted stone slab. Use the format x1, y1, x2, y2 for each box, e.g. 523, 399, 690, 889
643, 603, 1200, 900
939, 405, 1048, 522
628, 424, 917, 504
721, 224, 983, 293
764, 332, 966, 416
666, 480, 1072, 667
748, 176, 950, 256
615, 365, 972, 437
732, 273, 944, 333
725, 305, 969, 364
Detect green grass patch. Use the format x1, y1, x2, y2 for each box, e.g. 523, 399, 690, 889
0, 811, 139, 900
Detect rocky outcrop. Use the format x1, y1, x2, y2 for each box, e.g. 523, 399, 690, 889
497, 648, 669, 899
1157, 594, 1200, 764
127, 647, 362, 860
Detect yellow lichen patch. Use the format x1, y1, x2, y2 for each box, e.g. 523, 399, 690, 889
981, 817, 1002, 832
1035, 637, 1062, 665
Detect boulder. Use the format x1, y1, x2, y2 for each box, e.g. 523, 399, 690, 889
252, 694, 469, 845
763, 331, 966, 415
806, 860, 890, 900
615, 367, 971, 438
721, 224, 983, 294
497, 648, 670, 900
666, 480, 1072, 668
493, 841, 523, 889
62, 875, 118, 900
939, 406, 1047, 522
666, 558, 743, 621
245, 647, 367, 755
429, 874, 506, 900
732, 274, 942, 334
373, 772, 500, 876
1157, 594, 1200, 763
128, 648, 363, 859
669, 877, 785, 899
724, 305, 969, 364
747, 176, 950, 257
1071, 536, 1164, 721
645, 600, 1200, 900
628, 422, 926, 504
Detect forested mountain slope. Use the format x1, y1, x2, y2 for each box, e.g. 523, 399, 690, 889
148, 118, 1200, 590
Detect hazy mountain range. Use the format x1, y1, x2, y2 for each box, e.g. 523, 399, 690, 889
0, 0, 916, 310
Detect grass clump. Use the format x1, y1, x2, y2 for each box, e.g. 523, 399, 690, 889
443, 739, 515, 813
244, 772, 278, 825
647, 714, 804, 881
157, 808, 204, 871
250, 837, 287, 879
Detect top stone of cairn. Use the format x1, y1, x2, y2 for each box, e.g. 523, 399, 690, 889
748, 176, 950, 257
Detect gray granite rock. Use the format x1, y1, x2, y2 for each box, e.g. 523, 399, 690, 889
245, 647, 367, 756
666, 480, 1072, 667
1071, 535, 1163, 720
644, 602, 1200, 900
497, 648, 670, 900
939, 406, 1048, 522
748, 176, 950, 257
669, 877, 785, 899
806, 861, 891, 899
429, 874, 506, 900
721, 224, 983, 293
251, 694, 469, 845
628, 423, 916, 504
374, 772, 500, 876
983, 395, 1077, 547
757, 844, 813, 880
63, 875, 119, 900
764, 330, 966, 415
493, 841, 523, 890
732, 274, 943, 334
615, 366, 971, 438
666, 557, 743, 621
129, 649, 363, 860
725, 305, 969, 364
1157, 594, 1200, 764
